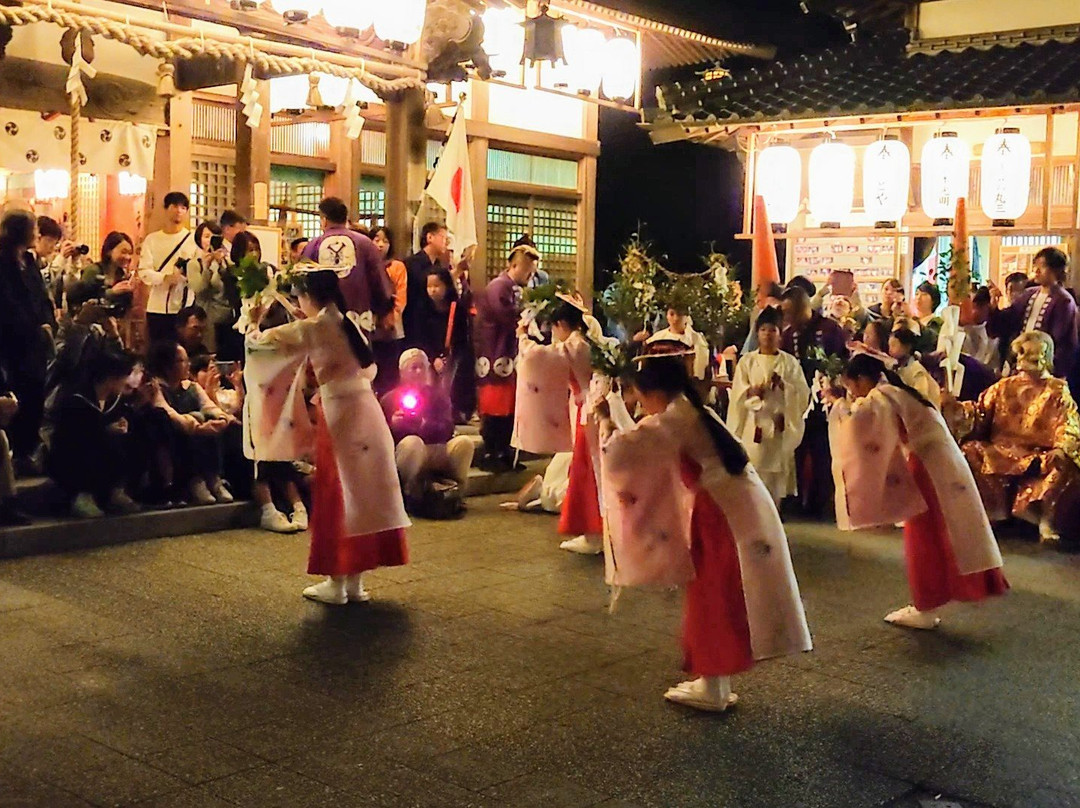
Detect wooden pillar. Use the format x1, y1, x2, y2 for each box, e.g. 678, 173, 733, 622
325, 118, 359, 212
1043, 110, 1055, 231
235, 79, 271, 222
468, 81, 490, 289
385, 87, 427, 252
578, 102, 599, 305
146, 92, 193, 233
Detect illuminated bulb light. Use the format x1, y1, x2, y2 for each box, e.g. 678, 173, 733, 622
34, 169, 70, 201
482, 6, 526, 78
118, 171, 147, 197
601, 37, 640, 100
980, 127, 1031, 226
322, 0, 373, 34
808, 140, 855, 227
558, 26, 605, 95
755, 144, 801, 226
269, 74, 310, 113
278, 0, 322, 24
863, 134, 910, 228
401, 392, 419, 411
921, 131, 970, 225
373, 0, 427, 46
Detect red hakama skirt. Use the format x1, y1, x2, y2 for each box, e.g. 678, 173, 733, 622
307, 405, 408, 577
558, 418, 603, 537
680, 460, 755, 678
903, 453, 1008, 612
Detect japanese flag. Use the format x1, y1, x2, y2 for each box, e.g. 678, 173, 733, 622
425, 112, 478, 254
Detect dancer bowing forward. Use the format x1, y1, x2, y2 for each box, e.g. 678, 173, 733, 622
827, 352, 1007, 630
599, 356, 812, 712
247, 269, 410, 605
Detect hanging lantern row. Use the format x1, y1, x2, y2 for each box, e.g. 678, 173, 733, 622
755, 128, 1033, 229
267, 0, 426, 45
480, 7, 641, 101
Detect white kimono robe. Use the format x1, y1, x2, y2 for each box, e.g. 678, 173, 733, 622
727, 350, 810, 504
247, 306, 409, 537
242, 340, 314, 462
828, 385, 1002, 575
601, 395, 813, 662
646, 327, 711, 379
896, 358, 942, 409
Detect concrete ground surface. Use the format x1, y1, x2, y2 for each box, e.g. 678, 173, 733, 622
1, 496, 1079, 808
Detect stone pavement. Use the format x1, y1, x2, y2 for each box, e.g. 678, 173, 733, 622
1, 497, 1079, 808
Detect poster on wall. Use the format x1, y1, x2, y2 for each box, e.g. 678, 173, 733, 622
246, 225, 282, 270
791, 235, 897, 305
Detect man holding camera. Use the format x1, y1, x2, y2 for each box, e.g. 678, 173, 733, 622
139, 192, 199, 343
381, 349, 474, 507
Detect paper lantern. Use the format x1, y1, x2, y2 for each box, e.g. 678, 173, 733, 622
557, 26, 604, 95
980, 127, 1031, 226
269, 74, 310, 112
34, 169, 70, 201
322, 0, 373, 33
482, 6, 526, 77
921, 131, 970, 224
118, 172, 147, 197
808, 140, 855, 227
755, 145, 801, 226
373, 0, 426, 45
277, 0, 322, 24
863, 134, 910, 227
601, 37, 640, 100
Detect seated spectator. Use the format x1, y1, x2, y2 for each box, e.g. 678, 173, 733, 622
146, 341, 235, 506
382, 349, 474, 502
175, 304, 210, 359
0, 377, 28, 525
913, 281, 944, 351
46, 281, 126, 409
45, 350, 141, 518
888, 327, 942, 408
946, 331, 1080, 544
191, 355, 243, 418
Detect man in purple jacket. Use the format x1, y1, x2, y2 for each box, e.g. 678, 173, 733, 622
301, 197, 393, 333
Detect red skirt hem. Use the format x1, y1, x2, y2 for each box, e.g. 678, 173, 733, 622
558, 419, 603, 537
903, 454, 1008, 612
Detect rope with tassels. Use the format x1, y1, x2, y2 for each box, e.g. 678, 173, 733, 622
65, 31, 96, 241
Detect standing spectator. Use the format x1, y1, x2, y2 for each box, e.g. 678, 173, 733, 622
139, 191, 199, 343
32, 215, 64, 307
1004, 271, 1031, 306
403, 222, 447, 348
45, 350, 141, 518
301, 197, 393, 334
0, 375, 28, 525
513, 235, 549, 289
423, 266, 473, 418
474, 243, 538, 469
189, 221, 233, 354
913, 281, 944, 349
82, 231, 135, 296
0, 210, 53, 476
866, 278, 905, 322
175, 305, 210, 358
371, 225, 408, 397
989, 248, 1078, 380
287, 237, 310, 268
219, 209, 248, 256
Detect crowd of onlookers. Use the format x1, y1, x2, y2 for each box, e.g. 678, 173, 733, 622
0, 192, 501, 529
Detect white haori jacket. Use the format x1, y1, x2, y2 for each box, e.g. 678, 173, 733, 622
601, 394, 813, 661
828, 384, 1002, 575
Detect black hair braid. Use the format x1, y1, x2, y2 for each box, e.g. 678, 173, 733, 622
843, 353, 934, 409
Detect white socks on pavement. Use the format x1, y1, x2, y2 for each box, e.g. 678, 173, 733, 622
303, 575, 370, 606
664, 676, 738, 712
884, 605, 941, 630
559, 535, 603, 555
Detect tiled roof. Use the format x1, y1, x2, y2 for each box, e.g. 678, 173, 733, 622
651, 31, 1080, 126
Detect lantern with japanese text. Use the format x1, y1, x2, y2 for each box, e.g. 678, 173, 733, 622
808, 139, 855, 227
921, 131, 970, 225
863, 134, 910, 228
755, 144, 801, 228
980, 127, 1031, 226
601, 37, 640, 100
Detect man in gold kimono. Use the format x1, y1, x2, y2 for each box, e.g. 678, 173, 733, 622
945, 331, 1080, 544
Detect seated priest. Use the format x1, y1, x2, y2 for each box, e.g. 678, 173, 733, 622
381, 349, 474, 509
945, 330, 1080, 545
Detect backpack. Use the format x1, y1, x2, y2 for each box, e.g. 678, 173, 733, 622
406, 476, 465, 520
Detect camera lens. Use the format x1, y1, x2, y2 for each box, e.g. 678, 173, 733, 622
76, 244, 90, 255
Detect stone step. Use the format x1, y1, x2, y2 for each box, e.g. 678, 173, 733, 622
1, 459, 548, 560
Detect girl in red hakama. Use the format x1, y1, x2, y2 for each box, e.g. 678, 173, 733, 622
829, 353, 1007, 630
247, 270, 409, 606
601, 357, 812, 712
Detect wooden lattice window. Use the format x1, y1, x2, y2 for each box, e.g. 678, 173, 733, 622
486, 195, 530, 281
189, 160, 235, 227
76, 174, 101, 255
356, 176, 386, 230
269, 165, 324, 240
487, 194, 577, 283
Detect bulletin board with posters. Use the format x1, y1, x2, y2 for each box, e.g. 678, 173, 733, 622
245, 225, 283, 270
789, 236, 899, 306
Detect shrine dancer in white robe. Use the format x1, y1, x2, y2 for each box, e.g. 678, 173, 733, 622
599, 356, 812, 712
727, 306, 811, 505
826, 352, 1007, 630
247, 269, 410, 605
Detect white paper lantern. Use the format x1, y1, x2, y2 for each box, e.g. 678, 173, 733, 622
34, 169, 70, 201
809, 140, 855, 226
980, 127, 1031, 225
322, 0, 372, 32
601, 37, 640, 100
921, 131, 970, 223
277, 0, 322, 24
558, 26, 605, 95
482, 6, 526, 78
755, 144, 801, 225
373, 0, 427, 45
863, 134, 910, 227
269, 74, 310, 113
118, 171, 147, 197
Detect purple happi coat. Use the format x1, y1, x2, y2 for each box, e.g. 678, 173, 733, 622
474, 271, 522, 387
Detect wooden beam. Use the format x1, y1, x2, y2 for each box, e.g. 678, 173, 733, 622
487, 180, 580, 200
269, 153, 337, 173
1044, 111, 1056, 231
465, 120, 600, 158
735, 226, 1080, 240
742, 130, 757, 237
577, 154, 598, 306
